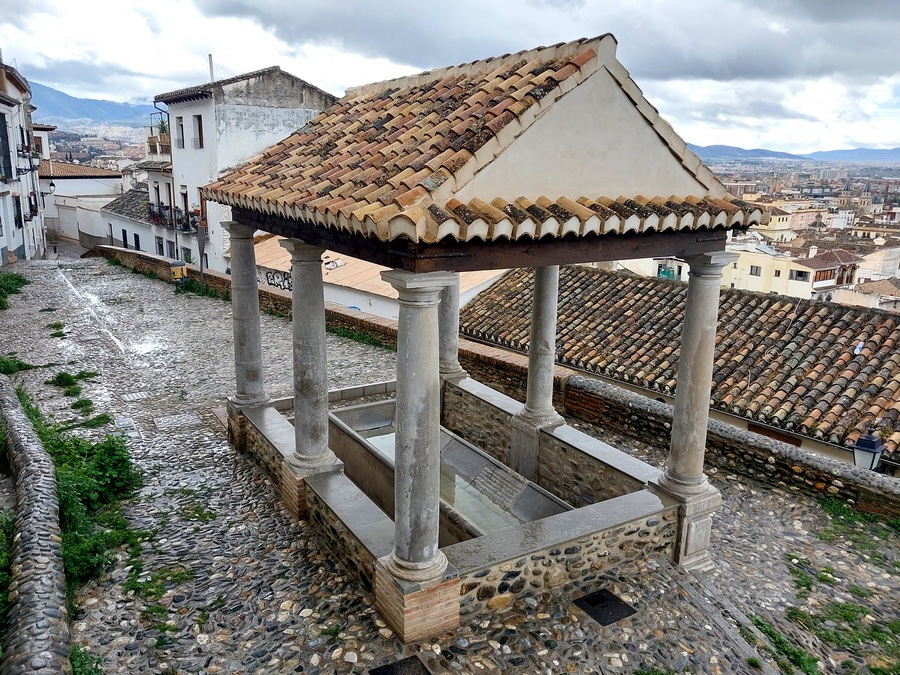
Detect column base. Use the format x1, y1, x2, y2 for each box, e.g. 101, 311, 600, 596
509, 408, 564, 480
375, 555, 460, 643
280, 456, 343, 520
439, 365, 469, 383
228, 393, 269, 408
649, 476, 722, 573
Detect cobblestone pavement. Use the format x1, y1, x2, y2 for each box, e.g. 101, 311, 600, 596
0, 256, 897, 674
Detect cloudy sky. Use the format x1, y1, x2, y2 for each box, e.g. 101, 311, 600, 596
2, 0, 899, 153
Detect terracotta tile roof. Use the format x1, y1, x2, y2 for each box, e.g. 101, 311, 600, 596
203, 36, 760, 244
460, 266, 900, 457
793, 257, 840, 271
32, 123, 56, 131
855, 278, 900, 297
100, 189, 150, 223
816, 249, 864, 265
39, 160, 121, 178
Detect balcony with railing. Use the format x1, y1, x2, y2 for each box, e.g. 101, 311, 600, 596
147, 203, 199, 234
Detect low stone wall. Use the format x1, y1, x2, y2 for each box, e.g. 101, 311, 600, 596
566, 377, 900, 519
442, 379, 516, 467
537, 425, 659, 508
305, 475, 393, 591
0, 376, 71, 675
445, 491, 677, 618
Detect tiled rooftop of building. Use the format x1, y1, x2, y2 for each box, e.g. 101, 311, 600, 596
460, 266, 900, 457
855, 277, 900, 297
100, 189, 150, 223
203, 36, 760, 245
38, 160, 122, 178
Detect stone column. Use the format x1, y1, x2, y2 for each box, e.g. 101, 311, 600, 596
279, 239, 336, 470
381, 270, 456, 582
652, 251, 738, 571
438, 273, 467, 381
375, 270, 460, 643
223, 221, 266, 406
510, 265, 564, 479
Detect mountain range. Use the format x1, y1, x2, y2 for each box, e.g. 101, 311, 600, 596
28, 82, 900, 163
687, 143, 900, 164
30, 81, 157, 127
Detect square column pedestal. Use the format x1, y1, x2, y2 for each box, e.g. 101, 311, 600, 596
648, 479, 722, 572
374, 557, 461, 643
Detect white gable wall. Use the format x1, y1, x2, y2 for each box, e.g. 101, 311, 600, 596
456, 67, 720, 203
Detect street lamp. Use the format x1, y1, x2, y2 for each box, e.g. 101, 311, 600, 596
39, 181, 56, 208
853, 428, 885, 471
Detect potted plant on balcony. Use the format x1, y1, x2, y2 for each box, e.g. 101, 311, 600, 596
156, 119, 169, 145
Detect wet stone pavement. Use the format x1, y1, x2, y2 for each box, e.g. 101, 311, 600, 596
0, 256, 897, 674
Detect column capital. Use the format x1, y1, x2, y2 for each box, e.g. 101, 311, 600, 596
221, 220, 255, 239
382, 270, 457, 303
279, 238, 325, 263
684, 251, 740, 275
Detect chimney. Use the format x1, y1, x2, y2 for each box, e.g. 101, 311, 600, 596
208, 54, 215, 83
808, 245, 818, 258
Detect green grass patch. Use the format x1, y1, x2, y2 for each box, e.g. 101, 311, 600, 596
63, 385, 82, 398
106, 257, 121, 267
70, 644, 104, 674
327, 325, 393, 350
46, 371, 78, 387
751, 615, 820, 674
788, 602, 900, 662
46, 321, 65, 330
0, 272, 29, 310
0, 355, 37, 375
71, 399, 94, 414
173, 277, 225, 300
0, 509, 16, 659
14, 386, 141, 605
39, 307, 57, 313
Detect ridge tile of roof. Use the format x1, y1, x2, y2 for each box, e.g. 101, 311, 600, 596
460, 266, 900, 457
203, 35, 758, 245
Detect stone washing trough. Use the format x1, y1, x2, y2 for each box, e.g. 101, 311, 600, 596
329, 398, 572, 546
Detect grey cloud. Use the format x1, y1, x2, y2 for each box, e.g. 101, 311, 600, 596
190, 0, 900, 85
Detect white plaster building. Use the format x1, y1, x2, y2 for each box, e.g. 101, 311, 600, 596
0, 60, 46, 264
116, 67, 336, 271
38, 160, 123, 242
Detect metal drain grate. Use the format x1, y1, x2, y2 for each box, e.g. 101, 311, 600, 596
369, 655, 432, 675
574, 588, 637, 626
121, 391, 149, 402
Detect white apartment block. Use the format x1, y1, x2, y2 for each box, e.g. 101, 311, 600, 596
0, 59, 46, 264
106, 67, 336, 272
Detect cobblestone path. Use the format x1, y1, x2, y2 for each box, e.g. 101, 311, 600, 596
0, 257, 896, 674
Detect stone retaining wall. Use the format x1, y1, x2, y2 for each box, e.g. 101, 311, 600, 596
89, 246, 900, 518
448, 500, 677, 619
0, 376, 71, 675
442, 379, 516, 467
565, 377, 900, 519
